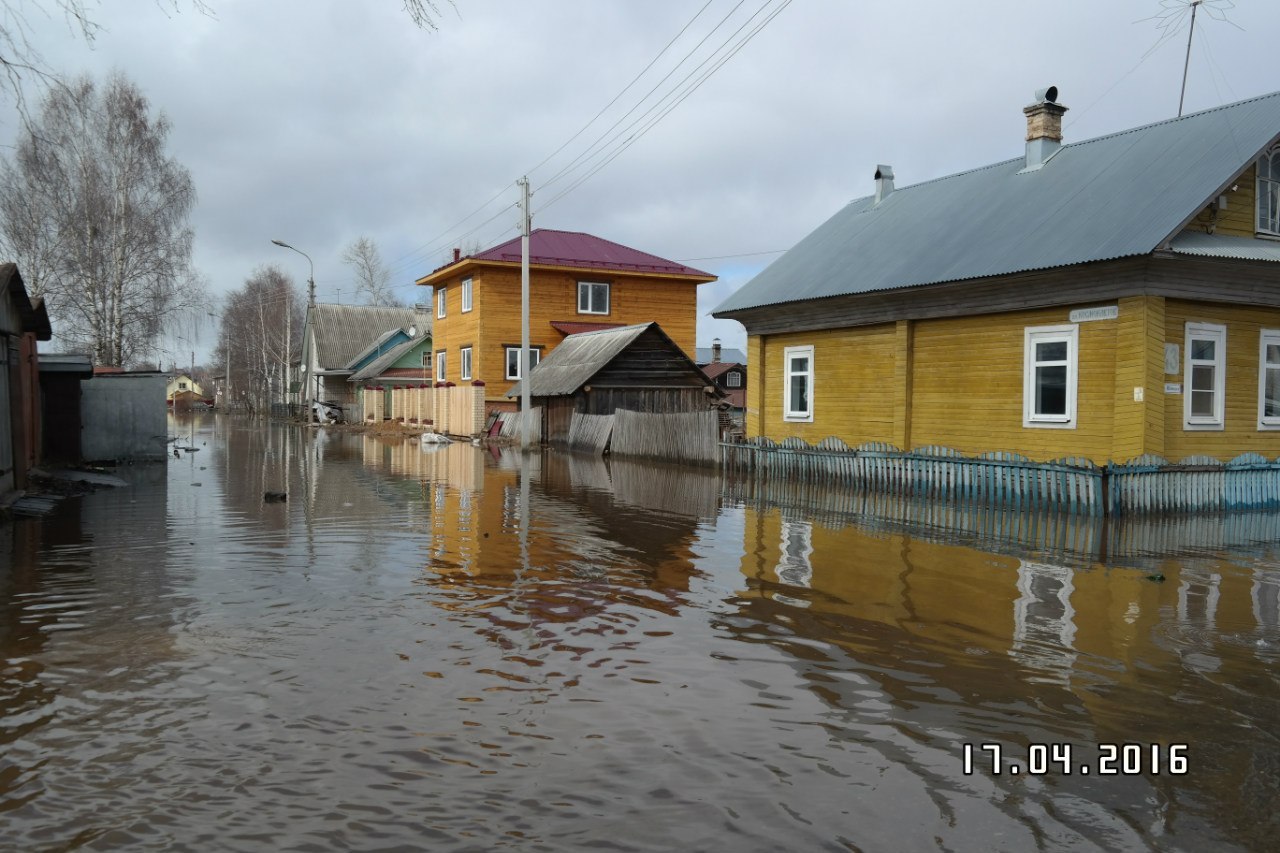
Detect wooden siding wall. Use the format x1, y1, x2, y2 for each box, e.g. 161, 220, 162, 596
427, 266, 701, 403
1189, 163, 1258, 238
1162, 298, 1280, 460
755, 325, 897, 446
909, 305, 1117, 462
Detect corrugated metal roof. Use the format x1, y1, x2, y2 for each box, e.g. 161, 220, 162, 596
350, 334, 430, 382
308, 304, 432, 370
506, 323, 652, 398
695, 346, 747, 365
714, 90, 1280, 315
424, 229, 714, 280
345, 327, 410, 371
1168, 230, 1280, 262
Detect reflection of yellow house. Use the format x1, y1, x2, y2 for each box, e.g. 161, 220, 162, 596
165, 373, 205, 404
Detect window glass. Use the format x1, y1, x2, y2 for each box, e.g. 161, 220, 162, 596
726, 372, 741, 388
461, 278, 473, 312
783, 346, 813, 421
1260, 331, 1280, 425
577, 281, 609, 314
1184, 323, 1225, 429
1259, 145, 1280, 235
1023, 325, 1077, 428
460, 347, 472, 380
505, 347, 540, 379
436, 287, 446, 318
435, 351, 446, 382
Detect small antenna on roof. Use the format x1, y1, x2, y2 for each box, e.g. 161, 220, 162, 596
1140, 0, 1242, 116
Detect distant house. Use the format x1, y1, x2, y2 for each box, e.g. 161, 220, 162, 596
695, 343, 747, 367
346, 324, 433, 417
415, 229, 716, 415
1, 264, 52, 496
299, 303, 432, 416
506, 322, 721, 445
165, 373, 208, 409
714, 87, 1280, 468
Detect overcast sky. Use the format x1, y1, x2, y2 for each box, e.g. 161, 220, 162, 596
9, 0, 1280, 365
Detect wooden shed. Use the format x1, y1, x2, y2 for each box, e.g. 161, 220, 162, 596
506, 322, 721, 445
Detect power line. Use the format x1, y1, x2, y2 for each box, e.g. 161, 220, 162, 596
677, 248, 788, 262
542, 0, 793, 212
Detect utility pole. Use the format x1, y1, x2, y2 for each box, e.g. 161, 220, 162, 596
518, 176, 532, 451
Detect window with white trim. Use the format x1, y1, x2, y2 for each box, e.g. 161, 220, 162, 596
1023, 325, 1078, 428
577, 281, 610, 315
726, 371, 742, 388
1185, 322, 1226, 430
505, 346, 541, 380
1260, 329, 1280, 429
435, 350, 446, 382
461, 277, 473, 312
783, 345, 813, 422
436, 286, 446, 319
1258, 143, 1280, 236
460, 346, 472, 380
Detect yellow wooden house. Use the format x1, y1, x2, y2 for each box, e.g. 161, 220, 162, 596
714, 87, 1280, 471
415, 229, 716, 413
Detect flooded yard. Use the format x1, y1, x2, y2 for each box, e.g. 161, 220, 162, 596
2, 414, 1278, 851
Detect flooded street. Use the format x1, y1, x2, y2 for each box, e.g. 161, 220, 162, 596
2, 414, 1278, 851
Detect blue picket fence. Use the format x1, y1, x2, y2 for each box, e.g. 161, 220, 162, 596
722, 438, 1280, 515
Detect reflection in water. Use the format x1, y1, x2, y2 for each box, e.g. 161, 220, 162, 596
0, 417, 1277, 850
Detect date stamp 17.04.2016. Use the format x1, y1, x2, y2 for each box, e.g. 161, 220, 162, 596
962, 742, 1188, 776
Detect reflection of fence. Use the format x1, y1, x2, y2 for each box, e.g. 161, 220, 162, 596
725, 475, 1280, 567
725, 438, 1280, 515
612, 409, 719, 465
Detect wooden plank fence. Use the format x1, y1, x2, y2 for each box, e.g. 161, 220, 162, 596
612, 409, 719, 465
496, 408, 542, 444
724, 439, 1280, 515
567, 413, 614, 456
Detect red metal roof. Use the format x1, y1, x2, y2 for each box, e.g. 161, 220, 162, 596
468, 229, 713, 278
701, 361, 743, 380
550, 320, 625, 336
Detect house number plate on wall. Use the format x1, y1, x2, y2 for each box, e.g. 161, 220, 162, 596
1069, 306, 1119, 323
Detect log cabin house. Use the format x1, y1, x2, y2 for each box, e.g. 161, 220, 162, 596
713, 88, 1280, 508
415, 229, 716, 416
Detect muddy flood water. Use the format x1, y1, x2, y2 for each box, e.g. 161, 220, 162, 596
2, 414, 1278, 851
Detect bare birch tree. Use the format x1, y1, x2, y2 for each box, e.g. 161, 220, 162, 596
0, 71, 203, 365
342, 235, 402, 307
217, 265, 302, 412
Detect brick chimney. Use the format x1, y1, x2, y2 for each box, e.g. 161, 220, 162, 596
712, 338, 722, 363
1022, 86, 1067, 172
453, 247, 461, 262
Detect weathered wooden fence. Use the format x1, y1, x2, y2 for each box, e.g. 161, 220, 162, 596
566, 413, 614, 455
724, 438, 1103, 513
1106, 452, 1280, 514
612, 409, 719, 465
496, 408, 543, 444
725, 439, 1280, 515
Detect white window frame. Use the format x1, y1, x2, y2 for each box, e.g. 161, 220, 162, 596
782, 345, 814, 423
1259, 329, 1280, 430
460, 346, 472, 381
505, 346, 541, 380
435, 350, 446, 382
1184, 322, 1226, 430
1258, 143, 1280, 237
461, 277, 473, 313
577, 281, 610, 315
436, 286, 446, 319
726, 371, 742, 388
1023, 325, 1078, 429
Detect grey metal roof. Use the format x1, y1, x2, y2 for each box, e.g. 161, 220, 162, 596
308, 303, 431, 370
695, 346, 747, 365
714, 90, 1280, 316
349, 334, 431, 382
345, 327, 410, 371
38, 352, 94, 375
1168, 230, 1280, 262
506, 323, 652, 398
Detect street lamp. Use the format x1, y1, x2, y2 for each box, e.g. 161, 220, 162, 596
271, 239, 315, 306
271, 238, 314, 416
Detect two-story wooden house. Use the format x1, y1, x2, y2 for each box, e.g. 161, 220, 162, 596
415, 229, 716, 413
714, 87, 1280, 472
